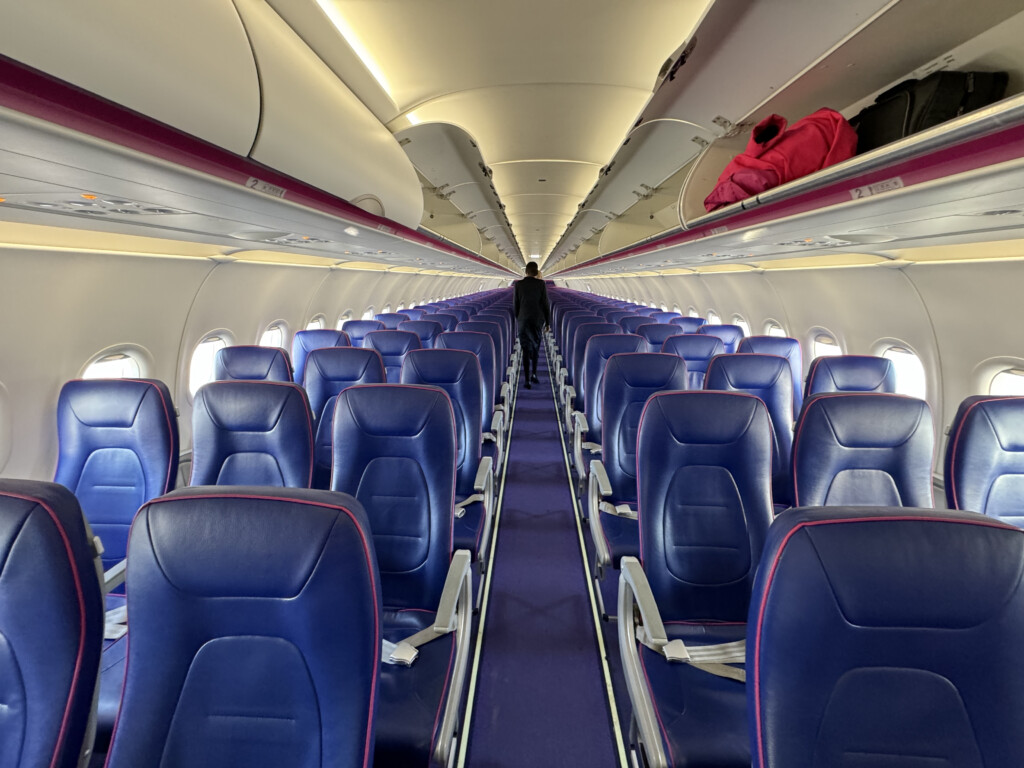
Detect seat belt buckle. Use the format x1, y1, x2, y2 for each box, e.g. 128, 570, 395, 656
389, 641, 420, 667
662, 639, 691, 664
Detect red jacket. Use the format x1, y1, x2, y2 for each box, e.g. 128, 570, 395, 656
703, 108, 857, 212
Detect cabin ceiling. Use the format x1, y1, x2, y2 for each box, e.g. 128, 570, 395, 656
287, 0, 712, 260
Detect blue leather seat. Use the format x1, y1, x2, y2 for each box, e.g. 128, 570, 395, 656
401, 307, 426, 321
475, 312, 513, 364
191, 381, 314, 487
750, 505, 1024, 768
290, 328, 350, 384
438, 331, 503, 414
343, 319, 386, 347
331, 385, 472, 767
632, 307, 660, 317
792, 393, 933, 507
737, 335, 803, 413
650, 311, 681, 324
705, 354, 794, 506
303, 347, 386, 489
669, 316, 706, 333
443, 307, 469, 324
618, 391, 774, 768
606, 310, 633, 325
636, 323, 681, 353
375, 312, 412, 329
596, 306, 623, 320
663, 334, 725, 389
588, 354, 688, 615
401, 350, 494, 563
944, 395, 1024, 526
398, 320, 444, 349
214, 345, 293, 382
565, 322, 622, 413
557, 309, 597, 353
571, 334, 648, 472
804, 354, 897, 397
458, 321, 506, 377
55, 378, 178, 575
620, 315, 652, 335
363, 330, 422, 383
421, 312, 459, 332
698, 324, 745, 353
0, 480, 104, 768
104, 487, 381, 768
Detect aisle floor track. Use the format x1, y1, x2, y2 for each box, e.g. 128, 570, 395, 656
460, 347, 624, 767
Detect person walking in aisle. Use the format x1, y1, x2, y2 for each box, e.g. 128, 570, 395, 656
514, 261, 550, 389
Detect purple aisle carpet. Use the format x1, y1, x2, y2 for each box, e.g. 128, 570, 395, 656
463, 349, 619, 767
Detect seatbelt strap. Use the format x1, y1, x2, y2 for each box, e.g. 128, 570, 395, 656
636, 627, 747, 683
600, 501, 637, 519
454, 494, 484, 518
105, 605, 128, 641
384, 623, 453, 667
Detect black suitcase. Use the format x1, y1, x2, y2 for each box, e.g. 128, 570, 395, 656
851, 70, 1008, 154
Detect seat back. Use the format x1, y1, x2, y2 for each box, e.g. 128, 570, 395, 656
569, 322, 622, 403
303, 348, 387, 489
475, 312, 512, 359
638, 392, 773, 620
398, 320, 443, 349
581, 334, 648, 443
421, 313, 459, 332
705, 354, 794, 502
0, 480, 104, 768
601, 354, 689, 504
443, 308, 469, 324
374, 312, 411, 330
457, 321, 505, 374
698, 324, 745, 353
944, 396, 1024, 526
437, 331, 499, 411
792, 393, 934, 507
606, 310, 632, 325
650, 312, 680, 324
191, 381, 313, 488
635, 323, 681, 353
332, 385, 455, 610
214, 346, 292, 382
750, 505, 1024, 768
738, 335, 803, 413
401, 350, 484, 497
669, 316, 706, 333
342, 319, 386, 348
619, 315, 652, 335
362, 330, 422, 383
400, 307, 426, 321
663, 334, 726, 390
55, 378, 179, 572
805, 354, 897, 397
291, 329, 350, 385
558, 310, 596, 352
105, 487, 381, 768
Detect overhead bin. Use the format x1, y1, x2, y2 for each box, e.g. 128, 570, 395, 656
233, 0, 423, 230
0, 0, 261, 155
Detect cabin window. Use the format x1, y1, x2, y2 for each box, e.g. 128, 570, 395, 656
361, 306, 375, 320
672, 304, 681, 314
396, 304, 405, 312
259, 324, 286, 348
812, 333, 843, 358
660, 304, 669, 312
990, 368, 1024, 396
707, 310, 721, 324
82, 351, 142, 380
688, 307, 699, 318
189, 334, 229, 397
882, 346, 927, 399
381, 304, 391, 314
336, 310, 353, 329
765, 321, 787, 337
732, 316, 750, 336
305, 315, 325, 331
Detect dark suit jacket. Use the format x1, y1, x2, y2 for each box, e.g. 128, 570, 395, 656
514, 276, 551, 330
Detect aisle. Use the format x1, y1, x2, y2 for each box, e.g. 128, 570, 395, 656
460, 348, 620, 767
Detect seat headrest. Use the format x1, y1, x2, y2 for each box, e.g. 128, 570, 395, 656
333, 384, 452, 437
398, 320, 443, 341
698, 324, 745, 352
362, 330, 422, 355
637, 323, 682, 344
341, 320, 385, 344
669, 316, 707, 332
642, 389, 772, 444
662, 334, 724, 360
401, 349, 480, 386
706, 353, 790, 391
604, 353, 689, 390
798, 392, 930, 448
805, 355, 897, 395
57, 378, 174, 430
291, 329, 350, 384
374, 313, 412, 329
214, 346, 293, 382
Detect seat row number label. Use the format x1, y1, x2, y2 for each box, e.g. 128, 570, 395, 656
245, 177, 287, 198
850, 177, 904, 199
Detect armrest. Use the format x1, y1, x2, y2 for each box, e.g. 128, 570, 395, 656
432, 548, 474, 767
588, 460, 613, 570
572, 411, 589, 479
475, 456, 495, 565
500, 382, 510, 413
617, 556, 669, 768
486, 410, 505, 474
562, 386, 576, 433
103, 559, 126, 595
